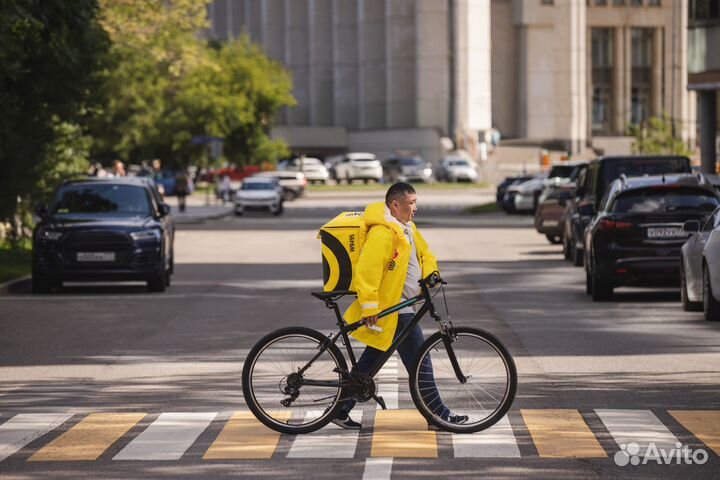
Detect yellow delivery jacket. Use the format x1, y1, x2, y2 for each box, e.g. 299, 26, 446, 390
345, 201, 439, 351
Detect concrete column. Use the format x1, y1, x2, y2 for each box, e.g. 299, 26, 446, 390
386, 0, 417, 128
415, 0, 449, 133
286, 0, 311, 125
651, 27, 663, 117
358, 0, 387, 129
333, 0, 359, 129
309, 0, 335, 126
699, 90, 718, 174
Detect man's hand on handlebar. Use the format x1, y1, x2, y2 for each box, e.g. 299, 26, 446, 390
420, 271, 445, 288
363, 315, 378, 326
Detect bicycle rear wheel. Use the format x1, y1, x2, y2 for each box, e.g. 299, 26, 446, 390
242, 327, 348, 434
409, 327, 517, 433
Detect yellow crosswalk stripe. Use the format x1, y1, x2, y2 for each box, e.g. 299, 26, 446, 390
29, 413, 145, 461
669, 410, 720, 456
203, 411, 290, 460
521, 409, 606, 458
371, 409, 437, 458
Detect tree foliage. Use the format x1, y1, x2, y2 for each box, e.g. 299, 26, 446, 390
0, 0, 108, 229
629, 114, 692, 157
95, 0, 294, 167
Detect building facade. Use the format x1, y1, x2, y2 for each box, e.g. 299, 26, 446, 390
208, 0, 694, 161
688, 0, 720, 172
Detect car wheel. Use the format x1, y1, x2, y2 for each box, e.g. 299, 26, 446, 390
234, 209, 243, 216
680, 259, 701, 312
591, 266, 613, 301
585, 269, 593, 295
563, 236, 571, 260
169, 253, 174, 275
702, 264, 720, 321
165, 270, 171, 287
545, 234, 562, 245
273, 202, 284, 216
31, 270, 51, 294
148, 271, 167, 292
572, 245, 584, 267
364, 179, 370, 184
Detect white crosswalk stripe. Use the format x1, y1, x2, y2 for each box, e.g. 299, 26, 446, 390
451, 415, 521, 458
287, 411, 364, 458
113, 412, 216, 461
0, 413, 73, 462
595, 409, 680, 459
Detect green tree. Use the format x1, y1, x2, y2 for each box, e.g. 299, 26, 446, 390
95, 0, 294, 168
629, 114, 692, 157
0, 0, 108, 242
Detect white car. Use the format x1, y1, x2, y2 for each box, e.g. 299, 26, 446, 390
280, 157, 329, 184
681, 205, 720, 320
436, 156, 478, 182
332, 152, 383, 184
234, 176, 284, 216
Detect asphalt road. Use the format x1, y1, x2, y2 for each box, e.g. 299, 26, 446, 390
0, 193, 718, 479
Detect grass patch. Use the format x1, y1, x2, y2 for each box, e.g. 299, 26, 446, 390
308, 181, 491, 192
0, 240, 32, 284
463, 202, 500, 214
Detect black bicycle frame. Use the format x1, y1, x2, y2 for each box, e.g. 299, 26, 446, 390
301, 281, 466, 389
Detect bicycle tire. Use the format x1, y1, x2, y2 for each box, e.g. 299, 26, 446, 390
409, 327, 517, 433
242, 326, 348, 434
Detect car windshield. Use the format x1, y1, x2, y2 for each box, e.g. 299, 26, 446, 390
400, 158, 422, 166
611, 187, 719, 213
448, 159, 470, 167
548, 165, 574, 179
51, 184, 151, 215
351, 157, 376, 162
242, 182, 273, 190
299, 158, 322, 166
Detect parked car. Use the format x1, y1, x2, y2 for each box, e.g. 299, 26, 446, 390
32, 177, 175, 293
680, 206, 720, 319
234, 176, 284, 216
507, 164, 576, 214
254, 170, 307, 201
332, 152, 383, 184
584, 173, 719, 301
496, 174, 534, 213
535, 162, 588, 242
279, 157, 329, 184
382, 155, 433, 183
436, 154, 478, 182
564, 155, 693, 267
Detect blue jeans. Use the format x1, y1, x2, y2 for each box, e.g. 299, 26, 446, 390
340, 313, 450, 418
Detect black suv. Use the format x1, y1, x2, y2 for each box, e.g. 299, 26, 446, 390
32, 177, 175, 293
563, 155, 692, 266
584, 174, 719, 301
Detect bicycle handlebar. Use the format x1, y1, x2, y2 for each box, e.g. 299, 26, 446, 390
419, 271, 446, 289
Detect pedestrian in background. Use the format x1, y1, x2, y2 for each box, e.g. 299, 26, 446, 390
175, 170, 190, 213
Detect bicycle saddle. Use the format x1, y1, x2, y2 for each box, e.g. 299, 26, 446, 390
311, 290, 356, 300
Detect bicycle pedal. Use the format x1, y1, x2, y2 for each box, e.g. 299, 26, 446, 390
373, 395, 387, 410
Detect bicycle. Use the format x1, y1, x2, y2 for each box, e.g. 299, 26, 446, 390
241, 272, 517, 434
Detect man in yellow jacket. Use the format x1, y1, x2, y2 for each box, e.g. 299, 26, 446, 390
332, 182, 468, 429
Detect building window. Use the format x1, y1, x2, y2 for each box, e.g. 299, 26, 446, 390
631, 28, 653, 125
690, 0, 720, 23
630, 0, 643, 6
592, 29, 614, 134
594, 0, 608, 5
541, 0, 554, 4
613, 0, 626, 5
648, 0, 660, 6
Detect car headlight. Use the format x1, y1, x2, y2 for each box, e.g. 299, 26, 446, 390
40, 230, 62, 241
130, 229, 161, 241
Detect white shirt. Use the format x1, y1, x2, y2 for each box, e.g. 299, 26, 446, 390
400, 224, 421, 314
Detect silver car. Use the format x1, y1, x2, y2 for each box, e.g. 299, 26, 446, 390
681, 206, 720, 320
234, 176, 284, 216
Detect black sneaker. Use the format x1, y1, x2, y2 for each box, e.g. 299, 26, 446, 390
428, 413, 469, 431
330, 412, 361, 430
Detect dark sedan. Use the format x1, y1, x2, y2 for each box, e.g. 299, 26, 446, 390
584, 174, 719, 301
32, 178, 174, 293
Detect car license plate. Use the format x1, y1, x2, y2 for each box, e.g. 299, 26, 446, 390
543, 220, 559, 227
646, 227, 686, 239
77, 252, 115, 262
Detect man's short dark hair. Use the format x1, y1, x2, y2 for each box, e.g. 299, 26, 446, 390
385, 182, 416, 206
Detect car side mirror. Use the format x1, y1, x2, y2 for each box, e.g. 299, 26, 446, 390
159, 203, 171, 217
578, 203, 595, 217
683, 220, 700, 233
35, 204, 48, 218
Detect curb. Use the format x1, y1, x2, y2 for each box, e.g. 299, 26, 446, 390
0, 275, 30, 295
173, 208, 234, 225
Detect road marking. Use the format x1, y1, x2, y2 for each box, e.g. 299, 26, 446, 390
371, 409, 437, 458
595, 409, 679, 459
376, 384, 399, 410
521, 409, 606, 458
113, 412, 216, 461
29, 413, 145, 461
452, 415, 521, 457
362, 457, 393, 480
287, 411, 363, 458
204, 411, 289, 460
0, 413, 73, 462
669, 410, 720, 455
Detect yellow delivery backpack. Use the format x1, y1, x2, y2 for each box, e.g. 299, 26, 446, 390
318, 212, 367, 292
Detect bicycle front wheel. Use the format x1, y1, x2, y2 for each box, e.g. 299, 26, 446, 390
242, 327, 348, 434
409, 327, 517, 433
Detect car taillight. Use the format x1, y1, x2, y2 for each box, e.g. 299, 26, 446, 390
599, 219, 633, 231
